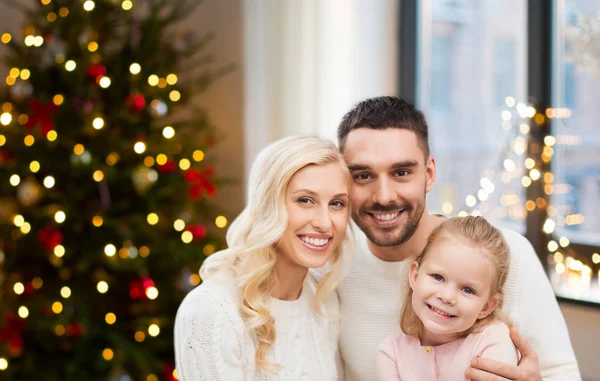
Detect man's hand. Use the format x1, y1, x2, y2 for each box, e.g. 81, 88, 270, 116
465, 327, 542, 381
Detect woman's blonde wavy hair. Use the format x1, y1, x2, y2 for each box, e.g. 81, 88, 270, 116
200, 135, 352, 373
400, 216, 511, 340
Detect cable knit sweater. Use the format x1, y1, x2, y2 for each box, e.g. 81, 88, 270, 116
174, 272, 340, 381
332, 226, 581, 381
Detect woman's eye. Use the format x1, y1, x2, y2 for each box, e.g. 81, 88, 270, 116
330, 200, 346, 208
462, 287, 475, 295
432, 274, 443, 282
298, 197, 313, 205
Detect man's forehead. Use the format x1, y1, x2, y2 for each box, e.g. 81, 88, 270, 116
344, 128, 425, 165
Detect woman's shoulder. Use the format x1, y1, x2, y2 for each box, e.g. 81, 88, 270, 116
176, 273, 243, 325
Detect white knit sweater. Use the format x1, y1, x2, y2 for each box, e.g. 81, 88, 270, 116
174, 272, 340, 381
333, 227, 581, 381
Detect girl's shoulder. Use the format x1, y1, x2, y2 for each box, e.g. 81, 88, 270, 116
466, 321, 512, 346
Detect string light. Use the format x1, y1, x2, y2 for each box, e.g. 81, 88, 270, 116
0, 358, 7, 371
18, 306, 29, 318
215, 216, 228, 228
129, 63, 141, 74
0, 112, 11, 125
104, 244, 116, 257
99, 77, 111, 88
13, 282, 24, 295
0, 135, 5, 146
10, 174, 20, 186
162, 126, 175, 139
20, 222, 31, 234
147, 213, 159, 225
134, 142, 146, 154
54, 245, 65, 257
88, 41, 98, 52
122, 0, 133, 11
29, 161, 40, 173
139, 246, 150, 257
148, 324, 160, 337
147, 75, 159, 86
181, 231, 193, 243
1, 33, 11, 44
135, 331, 145, 342
97, 281, 109, 293
174, 219, 186, 231
24, 135, 35, 146
60, 286, 71, 298
65, 60, 76, 71
44, 176, 56, 188
105, 313, 116, 325
156, 154, 167, 165
59, 7, 69, 17
47, 12, 57, 22
169, 90, 181, 102
32, 277, 43, 289
178, 159, 190, 170
203, 244, 215, 255
93, 170, 104, 182
146, 287, 158, 299
20, 69, 31, 80
102, 348, 114, 361
52, 302, 63, 314
54, 210, 66, 223
166, 74, 178, 85
83, 1, 95, 11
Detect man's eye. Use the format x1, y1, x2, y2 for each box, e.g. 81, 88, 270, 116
432, 274, 443, 281
354, 173, 372, 180
395, 170, 409, 177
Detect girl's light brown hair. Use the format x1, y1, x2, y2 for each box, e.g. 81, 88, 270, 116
400, 216, 511, 340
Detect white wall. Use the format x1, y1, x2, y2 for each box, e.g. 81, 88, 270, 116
559, 302, 600, 381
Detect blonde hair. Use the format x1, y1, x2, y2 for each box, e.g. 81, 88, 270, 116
400, 216, 511, 340
201, 135, 352, 372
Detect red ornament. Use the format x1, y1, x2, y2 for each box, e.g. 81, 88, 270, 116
26, 99, 58, 136
0, 312, 26, 355
126, 93, 146, 113
38, 227, 63, 251
66, 322, 84, 338
86, 64, 107, 82
157, 160, 177, 173
187, 224, 207, 240
24, 283, 35, 294
184, 167, 217, 200
129, 277, 154, 300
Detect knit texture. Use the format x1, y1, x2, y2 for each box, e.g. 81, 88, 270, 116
174, 272, 340, 381
335, 227, 581, 381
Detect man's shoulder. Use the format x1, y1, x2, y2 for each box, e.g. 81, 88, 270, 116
498, 227, 534, 251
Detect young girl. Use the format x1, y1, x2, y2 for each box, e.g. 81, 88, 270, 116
377, 216, 518, 381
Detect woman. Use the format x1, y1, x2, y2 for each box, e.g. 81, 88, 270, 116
174, 135, 353, 380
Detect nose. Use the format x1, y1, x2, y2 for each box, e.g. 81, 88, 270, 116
437, 285, 457, 306
311, 205, 333, 232
373, 176, 397, 206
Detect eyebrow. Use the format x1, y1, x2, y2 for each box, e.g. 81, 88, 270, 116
347, 160, 419, 171
291, 189, 349, 198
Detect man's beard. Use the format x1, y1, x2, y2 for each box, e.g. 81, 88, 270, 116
352, 198, 426, 247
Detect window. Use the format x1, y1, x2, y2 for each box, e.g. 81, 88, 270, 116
418, 0, 527, 233
547, 0, 600, 304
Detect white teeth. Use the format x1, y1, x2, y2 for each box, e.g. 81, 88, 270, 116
300, 236, 328, 247
373, 212, 400, 221
430, 305, 453, 317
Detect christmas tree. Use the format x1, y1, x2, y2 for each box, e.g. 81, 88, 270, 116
0, 1, 229, 379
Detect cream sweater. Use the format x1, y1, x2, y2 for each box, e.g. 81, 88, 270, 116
333, 227, 581, 381
174, 272, 340, 381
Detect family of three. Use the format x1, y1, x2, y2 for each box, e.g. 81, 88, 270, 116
174, 97, 581, 381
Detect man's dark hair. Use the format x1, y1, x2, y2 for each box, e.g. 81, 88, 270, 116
337, 96, 430, 157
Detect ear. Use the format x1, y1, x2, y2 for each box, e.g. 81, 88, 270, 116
408, 261, 420, 291
425, 156, 436, 193
478, 294, 500, 320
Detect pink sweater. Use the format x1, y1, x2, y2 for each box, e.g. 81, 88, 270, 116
377, 322, 519, 381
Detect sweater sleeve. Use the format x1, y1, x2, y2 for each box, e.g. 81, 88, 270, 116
174, 287, 246, 381
478, 323, 519, 366
376, 335, 402, 381
502, 230, 582, 381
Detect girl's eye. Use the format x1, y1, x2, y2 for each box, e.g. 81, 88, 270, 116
330, 200, 346, 208
432, 274, 443, 282
462, 287, 476, 295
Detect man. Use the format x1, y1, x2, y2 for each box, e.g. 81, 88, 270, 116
334, 96, 581, 381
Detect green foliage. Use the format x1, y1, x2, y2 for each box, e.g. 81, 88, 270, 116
0, 1, 229, 379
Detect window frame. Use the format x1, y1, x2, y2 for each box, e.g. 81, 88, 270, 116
399, 0, 600, 308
